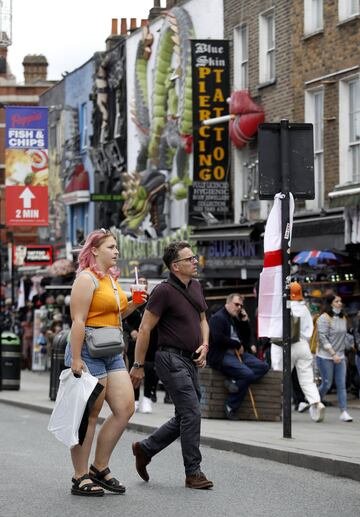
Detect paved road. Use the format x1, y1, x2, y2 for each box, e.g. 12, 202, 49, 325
1, 404, 359, 517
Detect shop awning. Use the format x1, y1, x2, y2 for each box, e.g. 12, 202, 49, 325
192, 223, 263, 241
292, 213, 344, 251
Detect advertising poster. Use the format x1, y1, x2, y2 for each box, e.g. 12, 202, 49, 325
189, 40, 232, 225
5, 106, 49, 226
13, 245, 53, 267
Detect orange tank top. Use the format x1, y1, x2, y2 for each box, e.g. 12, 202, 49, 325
83, 269, 128, 327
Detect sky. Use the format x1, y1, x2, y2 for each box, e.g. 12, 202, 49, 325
7, 0, 156, 82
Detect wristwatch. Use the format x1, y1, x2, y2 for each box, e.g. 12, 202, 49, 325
133, 362, 145, 369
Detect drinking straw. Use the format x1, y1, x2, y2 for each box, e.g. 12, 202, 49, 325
134, 266, 139, 285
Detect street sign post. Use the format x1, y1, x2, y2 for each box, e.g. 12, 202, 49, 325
258, 120, 314, 439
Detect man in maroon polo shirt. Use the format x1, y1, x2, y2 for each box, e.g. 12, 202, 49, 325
130, 241, 213, 489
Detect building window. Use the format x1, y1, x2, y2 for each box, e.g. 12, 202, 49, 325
80, 103, 88, 150
114, 102, 122, 139
259, 10, 275, 84
305, 89, 324, 208
339, 0, 359, 21
339, 76, 360, 184
84, 211, 89, 237
349, 79, 360, 182
234, 24, 248, 90
304, 0, 323, 35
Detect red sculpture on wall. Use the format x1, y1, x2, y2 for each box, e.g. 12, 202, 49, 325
228, 91, 265, 149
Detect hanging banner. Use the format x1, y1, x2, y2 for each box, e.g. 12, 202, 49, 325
189, 40, 232, 226
5, 106, 49, 226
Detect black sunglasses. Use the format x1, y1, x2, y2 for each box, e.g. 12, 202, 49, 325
173, 254, 199, 264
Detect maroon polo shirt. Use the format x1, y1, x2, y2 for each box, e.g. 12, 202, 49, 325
146, 273, 207, 352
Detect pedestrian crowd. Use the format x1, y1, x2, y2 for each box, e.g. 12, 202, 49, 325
42, 229, 360, 496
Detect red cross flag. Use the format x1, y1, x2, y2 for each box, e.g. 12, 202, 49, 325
258, 193, 294, 338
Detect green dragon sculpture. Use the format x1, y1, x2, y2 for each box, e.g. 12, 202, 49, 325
121, 6, 195, 235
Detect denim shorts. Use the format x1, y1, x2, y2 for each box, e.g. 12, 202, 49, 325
64, 339, 127, 379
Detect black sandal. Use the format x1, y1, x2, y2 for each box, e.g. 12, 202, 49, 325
89, 464, 126, 494
71, 474, 104, 497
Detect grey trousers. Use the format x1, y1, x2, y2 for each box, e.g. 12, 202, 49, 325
140, 350, 202, 476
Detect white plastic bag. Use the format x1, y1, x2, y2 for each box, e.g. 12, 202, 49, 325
48, 367, 98, 448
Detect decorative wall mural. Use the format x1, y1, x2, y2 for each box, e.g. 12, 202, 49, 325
91, 42, 127, 228
121, 6, 195, 236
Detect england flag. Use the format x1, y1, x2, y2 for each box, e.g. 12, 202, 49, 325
258, 193, 294, 338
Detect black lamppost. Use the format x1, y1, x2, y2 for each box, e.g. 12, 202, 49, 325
6, 231, 14, 306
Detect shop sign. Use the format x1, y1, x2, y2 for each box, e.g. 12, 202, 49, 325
207, 240, 259, 258
5, 106, 49, 226
200, 239, 263, 271
13, 245, 53, 267
189, 40, 232, 225
90, 193, 123, 202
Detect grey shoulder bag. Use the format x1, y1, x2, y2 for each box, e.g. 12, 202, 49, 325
86, 275, 125, 358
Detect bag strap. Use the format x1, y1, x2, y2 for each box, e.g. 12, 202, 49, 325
79, 270, 99, 289
165, 278, 203, 315
109, 275, 123, 329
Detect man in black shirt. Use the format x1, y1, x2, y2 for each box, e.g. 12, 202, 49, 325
130, 241, 213, 490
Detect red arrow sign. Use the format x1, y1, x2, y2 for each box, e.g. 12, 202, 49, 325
6, 186, 49, 226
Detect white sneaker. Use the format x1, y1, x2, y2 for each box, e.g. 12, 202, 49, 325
140, 396, 153, 414
297, 402, 310, 413
309, 402, 325, 422
340, 410, 353, 422
135, 401, 140, 412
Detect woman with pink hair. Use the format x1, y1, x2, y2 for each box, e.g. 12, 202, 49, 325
64, 229, 147, 496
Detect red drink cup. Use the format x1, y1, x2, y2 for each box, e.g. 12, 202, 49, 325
131, 284, 146, 304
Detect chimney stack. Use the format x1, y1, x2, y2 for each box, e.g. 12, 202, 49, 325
149, 1, 165, 20
130, 18, 137, 32
111, 18, 118, 35
106, 18, 125, 50
22, 54, 48, 83
120, 18, 127, 35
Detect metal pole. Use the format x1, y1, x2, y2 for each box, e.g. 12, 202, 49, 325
280, 120, 292, 439
10, 235, 15, 306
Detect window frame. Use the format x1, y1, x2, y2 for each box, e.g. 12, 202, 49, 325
234, 23, 249, 90
339, 0, 359, 21
80, 102, 88, 151
259, 9, 275, 85
305, 87, 324, 209
339, 75, 360, 184
304, 0, 324, 35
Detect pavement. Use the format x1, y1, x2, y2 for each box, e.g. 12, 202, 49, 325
1, 369, 360, 482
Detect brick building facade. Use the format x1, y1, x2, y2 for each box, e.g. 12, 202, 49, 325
222, 0, 360, 309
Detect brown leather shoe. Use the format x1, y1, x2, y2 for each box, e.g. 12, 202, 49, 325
185, 471, 213, 489
132, 442, 151, 482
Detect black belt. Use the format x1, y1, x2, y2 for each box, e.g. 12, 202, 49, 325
158, 346, 193, 359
